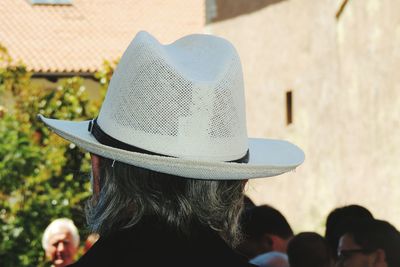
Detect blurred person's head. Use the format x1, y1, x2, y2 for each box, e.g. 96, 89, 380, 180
42, 218, 80, 267
337, 219, 400, 267
237, 205, 293, 258
325, 204, 373, 257
243, 195, 256, 210
250, 251, 289, 267
287, 232, 333, 267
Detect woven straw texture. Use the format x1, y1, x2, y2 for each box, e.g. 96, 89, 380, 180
98, 32, 248, 161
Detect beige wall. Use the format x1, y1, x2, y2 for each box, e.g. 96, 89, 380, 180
207, 0, 400, 233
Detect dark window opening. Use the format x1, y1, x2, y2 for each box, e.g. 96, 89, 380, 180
286, 91, 293, 125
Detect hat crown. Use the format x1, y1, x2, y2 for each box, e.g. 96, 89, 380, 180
98, 31, 248, 161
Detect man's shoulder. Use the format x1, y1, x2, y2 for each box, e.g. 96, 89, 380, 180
68, 225, 255, 267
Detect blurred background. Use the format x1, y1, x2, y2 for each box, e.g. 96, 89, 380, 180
1, 0, 399, 266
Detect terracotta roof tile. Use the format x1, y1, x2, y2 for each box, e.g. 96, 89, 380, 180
0, 0, 204, 73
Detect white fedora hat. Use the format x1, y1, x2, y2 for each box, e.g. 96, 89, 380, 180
39, 31, 304, 180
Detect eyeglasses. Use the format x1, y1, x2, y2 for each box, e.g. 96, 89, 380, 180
337, 249, 376, 261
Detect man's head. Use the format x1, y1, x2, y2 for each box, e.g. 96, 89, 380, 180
237, 205, 293, 258
325, 204, 373, 257
39, 32, 304, 248
88, 154, 246, 247
42, 218, 80, 267
337, 219, 400, 267
287, 232, 333, 267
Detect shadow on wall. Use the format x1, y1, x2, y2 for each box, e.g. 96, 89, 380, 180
207, 0, 288, 23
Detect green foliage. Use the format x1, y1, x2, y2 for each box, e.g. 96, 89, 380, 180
0, 114, 41, 194
0, 46, 116, 266
94, 58, 118, 104
0, 44, 31, 96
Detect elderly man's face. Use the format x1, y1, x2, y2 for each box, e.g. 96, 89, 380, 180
45, 228, 77, 267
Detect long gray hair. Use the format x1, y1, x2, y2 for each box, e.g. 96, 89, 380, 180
85, 156, 246, 247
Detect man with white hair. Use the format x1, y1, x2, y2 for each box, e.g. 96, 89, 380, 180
39, 31, 304, 266
42, 218, 80, 267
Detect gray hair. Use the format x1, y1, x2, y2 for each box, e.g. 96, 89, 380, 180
42, 218, 80, 250
85, 157, 246, 247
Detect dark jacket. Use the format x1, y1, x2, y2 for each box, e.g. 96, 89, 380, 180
69, 220, 255, 267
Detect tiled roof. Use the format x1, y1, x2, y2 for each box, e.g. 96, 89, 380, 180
0, 0, 204, 74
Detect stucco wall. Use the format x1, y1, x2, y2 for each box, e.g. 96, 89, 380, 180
207, 0, 400, 233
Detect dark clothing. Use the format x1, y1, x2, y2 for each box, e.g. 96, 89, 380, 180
69, 220, 254, 267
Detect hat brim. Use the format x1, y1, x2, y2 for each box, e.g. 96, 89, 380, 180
38, 115, 304, 180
